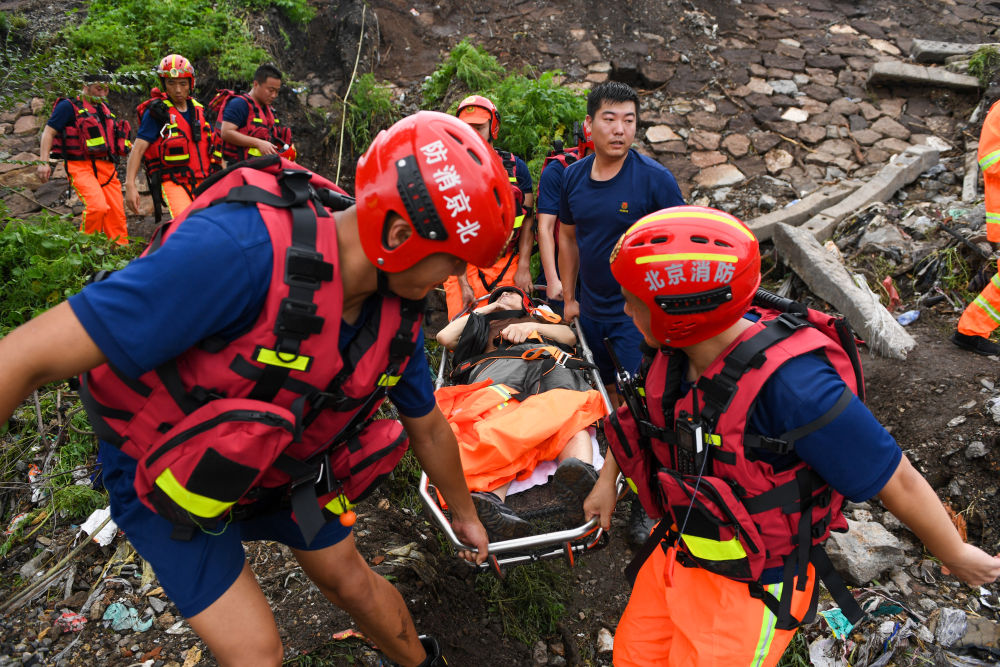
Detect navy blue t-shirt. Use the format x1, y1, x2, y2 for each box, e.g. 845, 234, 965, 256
222, 96, 252, 127
559, 150, 685, 319
136, 103, 195, 143
536, 159, 566, 216
68, 202, 435, 418
47, 99, 77, 131
509, 153, 532, 198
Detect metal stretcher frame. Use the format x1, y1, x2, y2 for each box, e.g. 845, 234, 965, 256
418, 297, 624, 573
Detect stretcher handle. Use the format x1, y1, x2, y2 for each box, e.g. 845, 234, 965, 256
571, 317, 615, 414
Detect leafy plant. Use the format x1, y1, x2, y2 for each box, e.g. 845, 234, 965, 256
346, 73, 402, 158
0, 210, 143, 335
777, 631, 810, 666
475, 561, 570, 644
422, 39, 507, 110
969, 46, 1000, 88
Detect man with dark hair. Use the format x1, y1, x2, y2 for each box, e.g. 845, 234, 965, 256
953, 83, 1000, 355
216, 63, 295, 165
558, 81, 685, 545
37, 73, 131, 244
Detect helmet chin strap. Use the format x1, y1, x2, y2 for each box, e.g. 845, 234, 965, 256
376, 268, 398, 298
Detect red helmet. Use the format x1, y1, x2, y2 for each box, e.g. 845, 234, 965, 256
355, 110, 515, 272
610, 206, 761, 348
157, 54, 195, 88
456, 94, 500, 140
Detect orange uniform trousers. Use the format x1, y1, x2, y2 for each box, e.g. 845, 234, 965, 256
160, 179, 199, 221
958, 100, 1000, 337
613, 544, 815, 667
67, 159, 127, 245
443, 251, 520, 320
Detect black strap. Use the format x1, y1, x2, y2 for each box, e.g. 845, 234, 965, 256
624, 519, 673, 586
477, 250, 518, 292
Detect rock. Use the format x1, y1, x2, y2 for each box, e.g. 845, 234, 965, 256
764, 148, 794, 173
640, 60, 675, 87
768, 79, 798, 96
797, 124, 827, 144
533, 641, 547, 666
0, 151, 38, 174
687, 111, 728, 132
690, 151, 727, 168
721, 134, 750, 157
694, 164, 745, 188
306, 94, 330, 108
871, 116, 911, 141
825, 518, 906, 585
965, 441, 988, 459
851, 129, 882, 146
868, 61, 980, 91
573, 42, 603, 64
147, 597, 169, 614
910, 39, 992, 63
747, 181, 859, 241
758, 194, 777, 210
3, 192, 41, 216
13, 115, 40, 135
596, 628, 614, 653
646, 125, 681, 143
780, 108, 809, 123
688, 129, 721, 151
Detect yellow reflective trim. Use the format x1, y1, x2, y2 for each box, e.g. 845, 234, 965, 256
681, 532, 747, 561
85, 137, 107, 147
706, 433, 721, 447
635, 252, 738, 264
513, 213, 525, 229
626, 477, 638, 494
155, 469, 233, 518
637, 387, 646, 397
628, 209, 757, 240
377, 373, 401, 387
254, 346, 312, 371
324, 495, 356, 515
248, 147, 262, 156
980, 149, 1000, 171
163, 153, 191, 162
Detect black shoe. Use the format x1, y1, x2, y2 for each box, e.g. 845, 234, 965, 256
416, 635, 447, 666
551, 458, 599, 526
951, 331, 1000, 356
471, 491, 532, 541
627, 496, 657, 548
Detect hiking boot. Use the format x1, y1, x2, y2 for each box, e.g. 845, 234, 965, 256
416, 635, 447, 666
951, 331, 1000, 356
627, 496, 657, 548
551, 458, 599, 526
471, 491, 532, 541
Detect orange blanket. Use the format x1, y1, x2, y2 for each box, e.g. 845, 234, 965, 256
436, 379, 606, 492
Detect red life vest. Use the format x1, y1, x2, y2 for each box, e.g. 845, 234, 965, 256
50, 97, 131, 161
603, 296, 867, 630
136, 91, 213, 184
79, 156, 420, 544
208, 90, 294, 165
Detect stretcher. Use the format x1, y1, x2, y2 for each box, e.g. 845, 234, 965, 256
419, 298, 625, 575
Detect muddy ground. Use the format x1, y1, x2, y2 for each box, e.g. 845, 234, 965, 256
3, 0, 1000, 665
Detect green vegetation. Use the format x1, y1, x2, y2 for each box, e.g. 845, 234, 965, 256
777, 632, 810, 666
476, 561, 571, 644
0, 209, 143, 335
969, 46, 1000, 88
63, 0, 313, 82
421, 38, 588, 178
345, 73, 403, 159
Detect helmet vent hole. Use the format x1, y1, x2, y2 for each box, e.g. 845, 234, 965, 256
466, 148, 482, 166
493, 188, 501, 205
445, 129, 465, 145
650, 236, 668, 244
714, 239, 733, 247
691, 235, 709, 244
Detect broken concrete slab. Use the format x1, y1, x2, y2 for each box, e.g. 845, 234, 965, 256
800, 144, 939, 240
963, 140, 979, 203
868, 61, 981, 91
746, 181, 860, 241
773, 223, 917, 359
910, 39, 1000, 64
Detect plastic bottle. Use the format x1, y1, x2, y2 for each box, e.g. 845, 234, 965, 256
896, 310, 920, 326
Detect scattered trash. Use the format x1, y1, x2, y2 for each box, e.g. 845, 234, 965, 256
4, 512, 29, 536
895, 310, 920, 326
54, 610, 87, 632
596, 627, 614, 653
165, 619, 189, 635
809, 636, 849, 667
181, 646, 202, 667
79, 507, 118, 547
409, 7, 420, 16
28, 463, 46, 503
881, 276, 901, 312
947, 415, 967, 427
332, 628, 373, 644
102, 601, 154, 633
818, 607, 855, 639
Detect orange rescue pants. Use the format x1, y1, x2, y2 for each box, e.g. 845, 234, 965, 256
443, 251, 520, 320
160, 180, 198, 221
958, 259, 1000, 338
435, 380, 605, 492
614, 544, 815, 667
67, 159, 127, 245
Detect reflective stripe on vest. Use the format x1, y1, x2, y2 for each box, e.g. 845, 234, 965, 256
156, 468, 234, 518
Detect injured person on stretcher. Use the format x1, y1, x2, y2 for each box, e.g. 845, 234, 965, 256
435, 286, 606, 541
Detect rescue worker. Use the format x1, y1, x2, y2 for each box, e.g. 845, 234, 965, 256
536, 120, 594, 312
953, 84, 1000, 356
125, 54, 213, 221
37, 72, 131, 244
558, 81, 685, 546
0, 111, 514, 667
583, 206, 1000, 666
442, 94, 535, 319
216, 63, 295, 166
